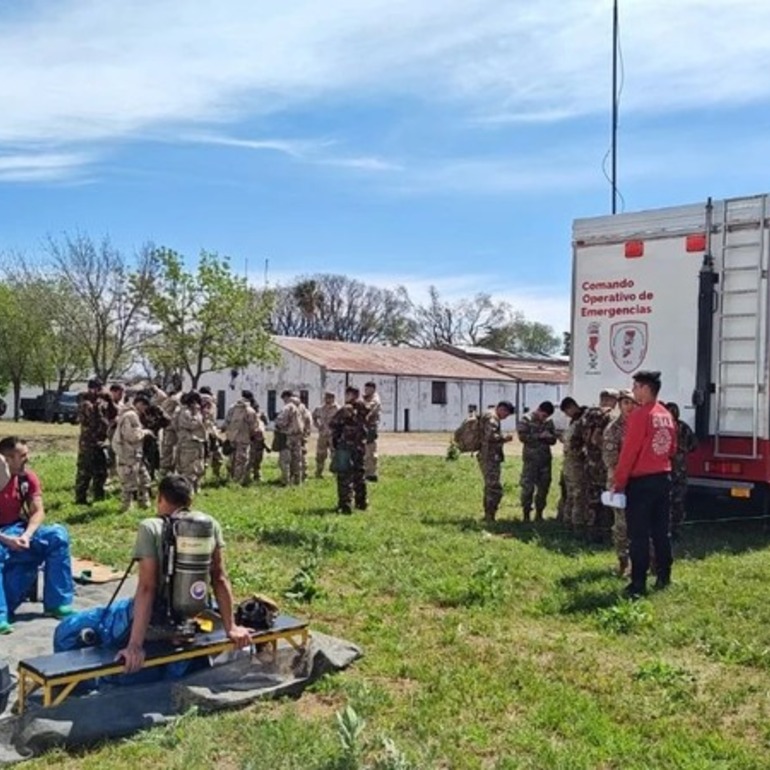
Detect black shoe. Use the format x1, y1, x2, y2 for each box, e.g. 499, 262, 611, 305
534, 511, 544, 522
653, 576, 671, 591
355, 502, 368, 511
365, 475, 378, 482
522, 510, 531, 522
337, 505, 352, 515
622, 583, 647, 600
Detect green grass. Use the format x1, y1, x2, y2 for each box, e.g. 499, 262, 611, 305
21, 450, 770, 769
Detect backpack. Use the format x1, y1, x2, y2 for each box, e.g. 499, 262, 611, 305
453, 414, 482, 452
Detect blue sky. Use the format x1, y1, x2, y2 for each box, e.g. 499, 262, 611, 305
2, 0, 770, 334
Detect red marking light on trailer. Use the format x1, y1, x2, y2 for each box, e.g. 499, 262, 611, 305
704, 461, 743, 475
624, 240, 644, 258
686, 234, 707, 252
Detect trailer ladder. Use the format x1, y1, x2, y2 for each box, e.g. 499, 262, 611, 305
714, 195, 768, 459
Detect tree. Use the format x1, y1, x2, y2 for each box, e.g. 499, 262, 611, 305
478, 313, 561, 355
408, 288, 511, 348
42, 233, 156, 381
0, 282, 50, 418
270, 274, 413, 344
141, 248, 277, 388
562, 331, 571, 357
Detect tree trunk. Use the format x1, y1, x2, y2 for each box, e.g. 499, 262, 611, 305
12, 377, 21, 422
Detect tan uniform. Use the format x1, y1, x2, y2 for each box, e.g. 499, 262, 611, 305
112, 405, 151, 511
312, 401, 339, 477
561, 408, 586, 529
155, 389, 182, 476
275, 400, 303, 485
363, 392, 381, 479
224, 399, 258, 484
248, 411, 268, 483
297, 401, 313, 481
174, 405, 207, 490
602, 413, 629, 563
478, 409, 506, 521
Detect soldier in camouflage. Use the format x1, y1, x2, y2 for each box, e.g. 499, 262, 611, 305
516, 401, 557, 521
223, 390, 259, 485
152, 385, 182, 477
74, 378, 117, 505
602, 388, 637, 575
313, 392, 339, 478
274, 390, 303, 486
571, 389, 618, 541
172, 391, 207, 492
296, 397, 313, 482
665, 402, 697, 538
330, 386, 370, 514
478, 401, 515, 523
559, 397, 586, 530
199, 386, 223, 482
363, 382, 381, 482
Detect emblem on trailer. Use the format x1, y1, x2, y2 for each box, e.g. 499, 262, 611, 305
586, 321, 601, 372
610, 322, 648, 373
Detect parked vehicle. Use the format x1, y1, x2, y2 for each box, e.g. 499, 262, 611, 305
571, 193, 770, 517
20, 391, 80, 423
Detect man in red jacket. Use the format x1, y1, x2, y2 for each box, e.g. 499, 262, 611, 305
611, 371, 677, 598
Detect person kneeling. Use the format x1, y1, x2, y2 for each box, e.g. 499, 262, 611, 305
55, 474, 251, 675
0, 436, 75, 634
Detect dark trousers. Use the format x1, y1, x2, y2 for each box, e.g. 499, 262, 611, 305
626, 473, 673, 590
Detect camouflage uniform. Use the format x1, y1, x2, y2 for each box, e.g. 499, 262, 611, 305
313, 399, 339, 477
155, 389, 182, 476
275, 399, 303, 485
602, 413, 629, 565
139, 402, 168, 480
363, 392, 381, 480
201, 393, 223, 481
571, 406, 613, 539
478, 409, 507, 521
112, 405, 152, 511
561, 408, 586, 529
671, 420, 697, 535
223, 398, 258, 485
330, 400, 369, 512
297, 400, 313, 482
517, 412, 557, 520
74, 392, 116, 504
173, 404, 207, 491
247, 411, 268, 483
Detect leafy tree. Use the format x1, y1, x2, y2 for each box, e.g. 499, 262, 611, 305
0, 282, 50, 418
478, 313, 561, 355
562, 331, 571, 357
141, 248, 277, 388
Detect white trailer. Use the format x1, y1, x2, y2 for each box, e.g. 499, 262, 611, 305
571, 194, 770, 516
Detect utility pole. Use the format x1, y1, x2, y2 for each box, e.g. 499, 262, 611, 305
611, 0, 619, 214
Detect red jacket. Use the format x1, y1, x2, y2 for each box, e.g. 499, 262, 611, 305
613, 402, 677, 491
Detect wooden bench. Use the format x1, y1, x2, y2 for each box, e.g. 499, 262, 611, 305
16, 614, 309, 713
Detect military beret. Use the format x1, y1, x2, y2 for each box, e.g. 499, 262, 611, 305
600, 388, 620, 399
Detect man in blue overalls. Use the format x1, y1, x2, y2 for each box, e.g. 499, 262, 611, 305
0, 436, 75, 634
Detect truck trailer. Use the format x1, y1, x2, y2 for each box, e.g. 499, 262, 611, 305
571, 193, 770, 517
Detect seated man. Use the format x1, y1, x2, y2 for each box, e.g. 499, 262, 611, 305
0, 436, 75, 634
56, 474, 251, 673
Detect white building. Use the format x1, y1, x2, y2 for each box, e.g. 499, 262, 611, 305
203, 337, 520, 432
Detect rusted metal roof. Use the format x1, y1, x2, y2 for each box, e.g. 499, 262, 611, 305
275, 337, 517, 381
482, 359, 569, 384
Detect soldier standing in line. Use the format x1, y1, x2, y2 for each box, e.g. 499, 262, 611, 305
106, 383, 126, 484
173, 391, 207, 492
246, 396, 269, 483
138, 392, 168, 480
223, 390, 258, 485
153, 385, 182, 477
312, 392, 339, 478
559, 397, 587, 531
330, 386, 370, 514
295, 396, 313, 482
478, 400, 516, 523
665, 402, 697, 539
516, 401, 557, 522
602, 388, 637, 575
199, 385, 223, 482
274, 390, 302, 486
74, 378, 116, 505
362, 382, 381, 482
112, 393, 154, 512
571, 389, 618, 542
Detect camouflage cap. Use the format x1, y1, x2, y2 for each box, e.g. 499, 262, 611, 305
617, 388, 637, 403
600, 388, 619, 400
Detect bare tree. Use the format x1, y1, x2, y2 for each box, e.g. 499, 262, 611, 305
43, 233, 156, 381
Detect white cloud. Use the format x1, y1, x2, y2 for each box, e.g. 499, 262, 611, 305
2, 0, 770, 179
0, 151, 94, 182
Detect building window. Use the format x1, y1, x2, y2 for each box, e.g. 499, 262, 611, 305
267, 390, 277, 421
299, 389, 309, 406
431, 380, 447, 405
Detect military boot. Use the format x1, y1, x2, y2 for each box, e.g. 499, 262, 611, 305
522, 509, 531, 523
617, 555, 630, 577
534, 509, 544, 522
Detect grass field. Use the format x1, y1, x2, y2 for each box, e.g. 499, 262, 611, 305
15, 443, 770, 770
